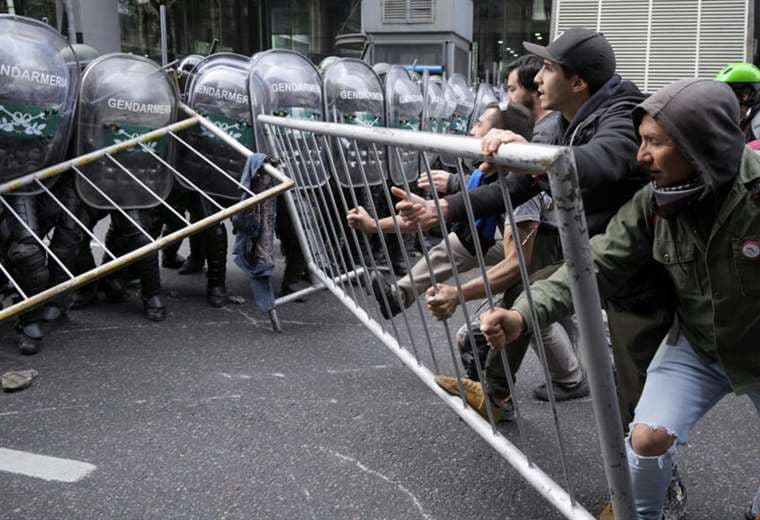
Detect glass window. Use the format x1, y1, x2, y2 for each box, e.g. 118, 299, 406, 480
269, 0, 361, 63
473, 0, 553, 84
117, 0, 265, 62
0, 0, 57, 26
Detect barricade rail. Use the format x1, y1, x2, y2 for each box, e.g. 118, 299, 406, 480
0, 104, 294, 329
262, 114, 637, 520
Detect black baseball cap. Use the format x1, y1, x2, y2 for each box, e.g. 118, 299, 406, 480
523, 28, 616, 91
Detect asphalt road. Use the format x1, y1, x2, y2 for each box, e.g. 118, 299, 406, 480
0, 248, 758, 520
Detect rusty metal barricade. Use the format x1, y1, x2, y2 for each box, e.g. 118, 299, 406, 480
264, 115, 637, 520
0, 103, 294, 329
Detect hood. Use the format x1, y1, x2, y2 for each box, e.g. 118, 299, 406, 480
632, 78, 744, 195
564, 75, 645, 136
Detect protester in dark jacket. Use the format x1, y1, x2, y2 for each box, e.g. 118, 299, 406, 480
427, 31, 683, 516
483, 78, 760, 520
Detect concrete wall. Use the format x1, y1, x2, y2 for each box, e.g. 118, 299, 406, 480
72, 0, 121, 54
362, 0, 473, 41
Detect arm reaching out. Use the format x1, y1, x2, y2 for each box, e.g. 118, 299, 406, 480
480, 308, 526, 350
391, 186, 447, 231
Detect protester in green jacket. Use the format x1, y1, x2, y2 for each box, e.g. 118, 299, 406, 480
481, 78, 760, 520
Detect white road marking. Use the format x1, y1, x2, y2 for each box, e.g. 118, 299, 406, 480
320, 446, 435, 520
0, 448, 96, 482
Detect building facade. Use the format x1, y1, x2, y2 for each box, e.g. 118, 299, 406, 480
1, 0, 757, 89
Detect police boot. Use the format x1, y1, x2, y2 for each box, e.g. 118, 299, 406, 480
100, 276, 128, 303
205, 224, 228, 308
17, 322, 43, 355
142, 294, 166, 322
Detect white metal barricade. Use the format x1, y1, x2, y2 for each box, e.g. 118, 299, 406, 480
0, 104, 294, 329
262, 115, 638, 520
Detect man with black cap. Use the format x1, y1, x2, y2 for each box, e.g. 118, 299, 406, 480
406, 28, 682, 517
420, 29, 670, 415
480, 78, 760, 520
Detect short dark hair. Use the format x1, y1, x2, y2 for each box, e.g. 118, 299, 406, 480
484, 102, 534, 140
506, 55, 543, 93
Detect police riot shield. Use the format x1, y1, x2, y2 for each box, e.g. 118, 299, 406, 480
471, 82, 499, 131
177, 54, 203, 98
323, 58, 386, 188
440, 73, 475, 168
422, 73, 446, 134
179, 53, 252, 201
249, 49, 326, 188
0, 15, 80, 195
76, 53, 178, 209
385, 65, 423, 185
421, 72, 445, 164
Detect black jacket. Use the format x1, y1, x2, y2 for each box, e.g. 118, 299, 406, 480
445, 75, 649, 235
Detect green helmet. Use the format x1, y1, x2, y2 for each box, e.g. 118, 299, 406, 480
715, 62, 760, 84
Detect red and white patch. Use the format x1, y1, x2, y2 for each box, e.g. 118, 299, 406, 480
741, 240, 760, 259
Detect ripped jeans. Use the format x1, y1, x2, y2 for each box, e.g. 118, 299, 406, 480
628, 333, 760, 519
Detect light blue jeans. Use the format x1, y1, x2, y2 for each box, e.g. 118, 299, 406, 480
628, 333, 760, 520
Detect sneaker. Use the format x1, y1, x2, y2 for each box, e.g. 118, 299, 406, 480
533, 376, 590, 402
370, 270, 403, 320
434, 375, 511, 422
598, 503, 613, 520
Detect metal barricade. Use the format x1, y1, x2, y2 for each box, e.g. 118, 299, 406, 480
263, 115, 637, 520
0, 104, 294, 329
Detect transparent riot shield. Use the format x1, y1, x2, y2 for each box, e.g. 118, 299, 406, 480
440, 73, 475, 168
249, 49, 326, 188
179, 53, 252, 201
421, 72, 445, 164
385, 65, 422, 186
76, 53, 178, 209
0, 15, 80, 195
177, 53, 204, 98
471, 82, 499, 126
323, 58, 386, 188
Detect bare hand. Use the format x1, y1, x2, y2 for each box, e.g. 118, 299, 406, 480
346, 206, 376, 233
480, 128, 529, 156
417, 170, 451, 194
391, 186, 445, 231
480, 308, 525, 350
425, 284, 458, 320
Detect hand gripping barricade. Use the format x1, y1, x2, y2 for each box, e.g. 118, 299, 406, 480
261, 112, 639, 518
385, 65, 423, 186
0, 47, 294, 329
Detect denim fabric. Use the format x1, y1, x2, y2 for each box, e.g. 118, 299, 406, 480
628, 334, 760, 519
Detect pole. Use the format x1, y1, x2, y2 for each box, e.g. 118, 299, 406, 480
160, 4, 169, 66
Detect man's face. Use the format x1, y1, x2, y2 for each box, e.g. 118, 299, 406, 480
534, 60, 577, 111
637, 114, 696, 187
469, 107, 499, 138
506, 69, 534, 109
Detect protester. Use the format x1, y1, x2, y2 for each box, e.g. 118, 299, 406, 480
346, 103, 532, 318
481, 78, 760, 520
